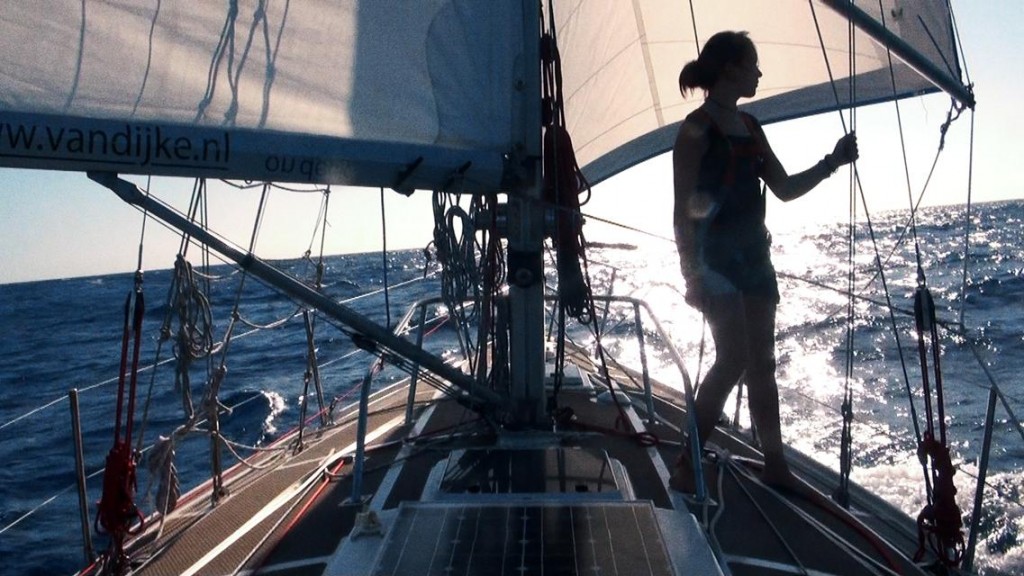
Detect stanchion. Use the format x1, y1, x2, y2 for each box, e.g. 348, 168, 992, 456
69, 388, 94, 563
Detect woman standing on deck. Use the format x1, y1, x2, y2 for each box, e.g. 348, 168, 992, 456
671, 31, 857, 490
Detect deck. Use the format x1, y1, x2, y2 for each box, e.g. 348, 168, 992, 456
112, 350, 935, 576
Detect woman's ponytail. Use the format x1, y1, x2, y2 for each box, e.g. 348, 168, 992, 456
678, 60, 706, 96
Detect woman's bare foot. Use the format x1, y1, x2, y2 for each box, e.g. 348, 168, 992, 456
669, 454, 697, 493
669, 453, 716, 495
759, 459, 799, 491
758, 459, 832, 507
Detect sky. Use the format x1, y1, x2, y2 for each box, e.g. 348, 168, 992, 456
1, 1, 1021, 285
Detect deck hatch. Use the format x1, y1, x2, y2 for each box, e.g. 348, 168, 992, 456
440, 447, 617, 495
373, 502, 673, 575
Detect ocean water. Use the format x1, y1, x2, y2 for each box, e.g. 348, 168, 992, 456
1, 200, 1021, 575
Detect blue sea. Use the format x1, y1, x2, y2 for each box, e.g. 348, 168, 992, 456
1, 200, 1022, 575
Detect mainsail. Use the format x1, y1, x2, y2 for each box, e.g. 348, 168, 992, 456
1, 1, 971, 191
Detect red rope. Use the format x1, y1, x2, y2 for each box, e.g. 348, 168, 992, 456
911, 286, 965, 567
279, 459, 348, 536
913, 433, 966, 566
96, 280, 146, 567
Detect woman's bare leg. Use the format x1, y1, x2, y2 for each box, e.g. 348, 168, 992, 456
672, 294, 748, 492
692, 294, 749, 448
742, 295, 795, 486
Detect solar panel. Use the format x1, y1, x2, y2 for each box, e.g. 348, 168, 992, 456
373, 502, 674, 576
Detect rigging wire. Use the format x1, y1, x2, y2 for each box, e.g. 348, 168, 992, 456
431, 188, 490, 378
957, 105, 976, 329
881, 4, 968, 566
2, 385, 402, 539
828, 2, 970, 566
144, 193, 221, 531
130, 177, 187, 520
136, 175, 152, 272
731, 460, 905, 575
202, 182, 274, 501
298, 188, 334, 439
380, 187, 392, 330
9, 214, 1024, 569
810, 0, 927, 490
685, 0, 700, 51
834, 2, 859, 508
725, 463, 813, 575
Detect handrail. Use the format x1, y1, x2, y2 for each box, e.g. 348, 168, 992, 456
962, 342, 1024, 573
388, 292, 696, 431
598, 294, 707, 502
350, 295, 463, 503
543, 293, 707, 501
391, 296, 448, 424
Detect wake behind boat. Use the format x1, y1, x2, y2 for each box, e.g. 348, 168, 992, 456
1, 1, 1020, 575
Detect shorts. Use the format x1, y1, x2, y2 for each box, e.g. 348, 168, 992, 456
686, 243, 780, 307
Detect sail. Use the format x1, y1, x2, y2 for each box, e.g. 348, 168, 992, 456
554, 0, 971, 184
0, 1, 530, 191
0, 1, 969, 191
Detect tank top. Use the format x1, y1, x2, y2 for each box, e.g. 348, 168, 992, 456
689, 109, 777, 297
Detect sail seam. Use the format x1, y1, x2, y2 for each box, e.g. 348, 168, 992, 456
630, 0, 664, 127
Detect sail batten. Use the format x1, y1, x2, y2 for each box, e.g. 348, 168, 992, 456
0, 0, 969, 190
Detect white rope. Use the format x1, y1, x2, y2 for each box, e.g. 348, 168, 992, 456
146, 436, 180, 520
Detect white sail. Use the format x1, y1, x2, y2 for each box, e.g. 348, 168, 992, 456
0, 1, 528, 190
0, 1, 969, 190
555, 0, 971, 185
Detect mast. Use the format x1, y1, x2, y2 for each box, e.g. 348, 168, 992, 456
504, 0, 547, 425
